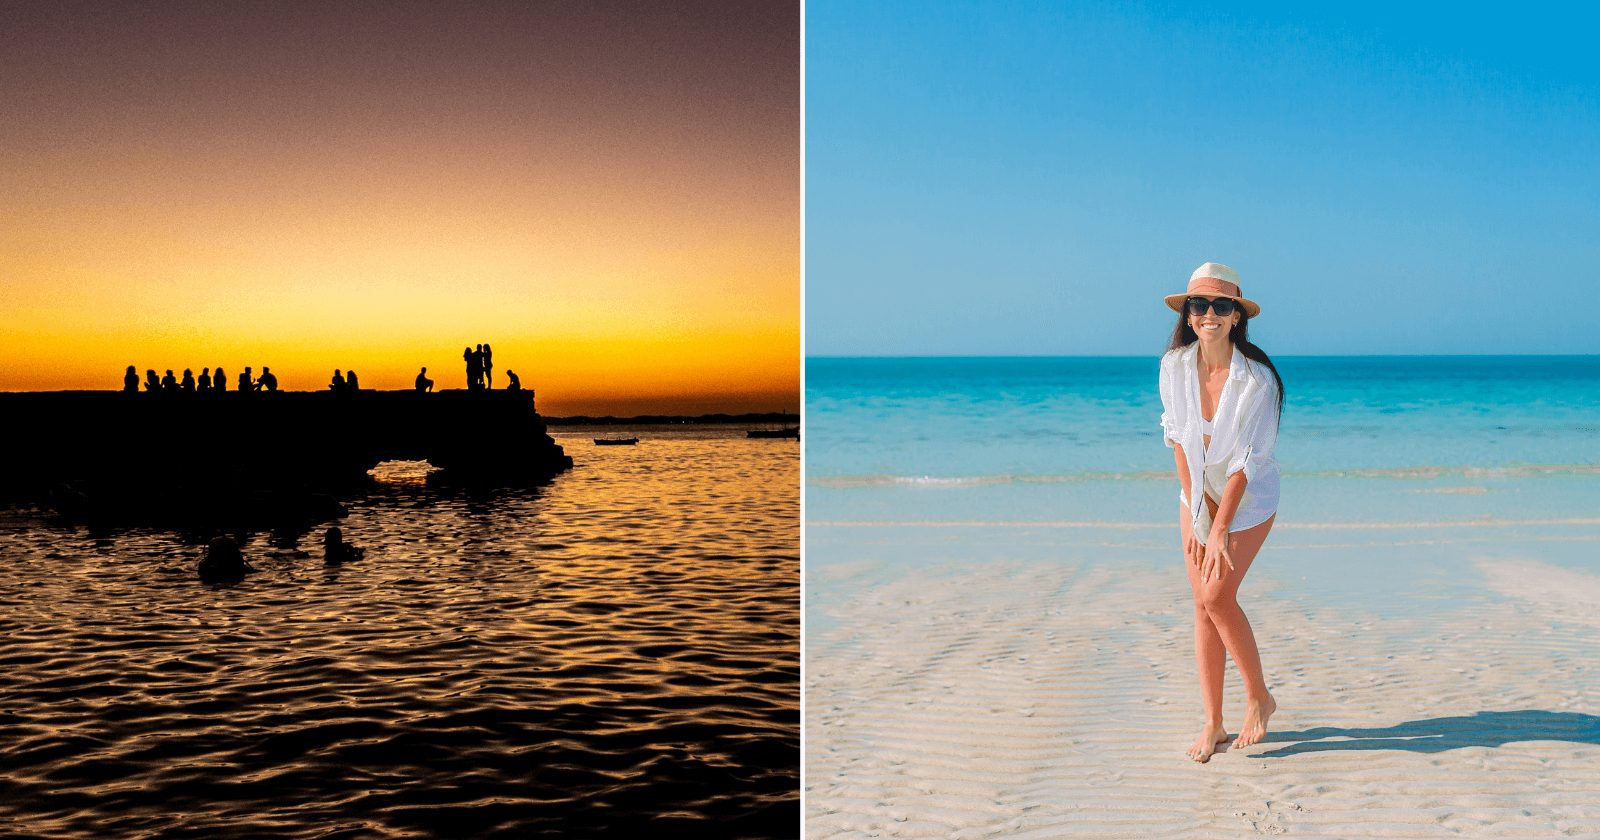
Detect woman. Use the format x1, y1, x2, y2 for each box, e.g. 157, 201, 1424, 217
1158, 262, 1284, 763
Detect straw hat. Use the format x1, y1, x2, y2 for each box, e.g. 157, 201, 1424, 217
1163, 262, 1261, 318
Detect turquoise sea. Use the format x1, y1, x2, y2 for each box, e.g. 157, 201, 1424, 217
807, 355, 1600, 529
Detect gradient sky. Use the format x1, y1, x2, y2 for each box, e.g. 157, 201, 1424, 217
806, 1, 1599, 356
3, 0, 798, 414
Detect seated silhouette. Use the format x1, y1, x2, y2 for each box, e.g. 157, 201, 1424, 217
123, 365, 139, 392
212, 367, 226, 391
330, 369, 345, 391
198, 536, 254, 583
181, 369, 196, 392
323, 526, 365, 565
416, 367, 433, 392
505, 370, 521, 391
346, 370, 359, 391
161, 370, 178, 392
197, 367, 212, 392
258, 367, 278, 391
239, 367, 253, 392
145, 369, 160, 392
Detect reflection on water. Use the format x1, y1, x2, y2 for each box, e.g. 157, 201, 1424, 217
0, 425, 798, 838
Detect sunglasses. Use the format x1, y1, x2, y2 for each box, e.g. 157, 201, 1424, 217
1185, 297, 1239, 317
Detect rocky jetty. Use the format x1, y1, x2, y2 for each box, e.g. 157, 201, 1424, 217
1, 389, 573, 525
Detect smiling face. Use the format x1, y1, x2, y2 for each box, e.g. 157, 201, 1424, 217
1186, 296, 1241, 342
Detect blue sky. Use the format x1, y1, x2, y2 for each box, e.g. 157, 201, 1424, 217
805, 1, 1599, 356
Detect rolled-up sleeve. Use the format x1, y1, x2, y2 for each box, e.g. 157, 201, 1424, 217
1158, 354, 1180, 448
1226, 377, 1279, 483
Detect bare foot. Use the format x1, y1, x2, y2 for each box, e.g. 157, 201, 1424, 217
1233, 693, 1276, 750
1186, 721, 1230, 763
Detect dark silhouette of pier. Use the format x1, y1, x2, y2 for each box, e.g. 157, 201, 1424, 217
2, 389, 573, 523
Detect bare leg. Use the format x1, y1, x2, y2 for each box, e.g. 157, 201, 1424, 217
1181, 508, 1230, 762
1195, 514, 1277, 751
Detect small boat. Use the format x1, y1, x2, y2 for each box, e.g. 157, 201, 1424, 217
594, 437, 639, 446
747, 427, 800, 439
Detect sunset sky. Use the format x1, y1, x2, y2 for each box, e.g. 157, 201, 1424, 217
2, 1, 798, 415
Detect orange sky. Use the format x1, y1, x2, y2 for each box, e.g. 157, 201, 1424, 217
1, 1, 798, 415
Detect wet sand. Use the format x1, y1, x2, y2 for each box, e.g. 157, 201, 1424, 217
805, 522, 1600, 838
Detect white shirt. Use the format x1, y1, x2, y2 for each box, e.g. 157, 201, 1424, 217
1158, 342, 1281, 544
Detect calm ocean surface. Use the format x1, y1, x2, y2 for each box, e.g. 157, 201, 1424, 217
807, 356, 1600, 527
0, 425, 798, 838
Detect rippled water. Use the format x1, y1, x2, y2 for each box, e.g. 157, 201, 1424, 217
0, 425, 798, 838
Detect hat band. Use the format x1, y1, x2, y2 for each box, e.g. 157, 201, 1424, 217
1186, 278, 1241, 298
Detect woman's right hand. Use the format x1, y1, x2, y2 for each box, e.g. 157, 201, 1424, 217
1184, 531, 1203, 567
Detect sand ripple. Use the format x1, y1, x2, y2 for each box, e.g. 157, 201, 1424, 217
807, 550, 1600, 838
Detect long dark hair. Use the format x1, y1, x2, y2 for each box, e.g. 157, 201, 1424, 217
1168, 311, 1285, 417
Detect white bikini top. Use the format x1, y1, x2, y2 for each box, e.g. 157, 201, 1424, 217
1200, 414, 1215, 436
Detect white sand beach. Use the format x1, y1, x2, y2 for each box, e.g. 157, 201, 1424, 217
805, 522, 1600, 838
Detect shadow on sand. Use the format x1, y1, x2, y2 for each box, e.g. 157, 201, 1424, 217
1249, 710, 1600, 758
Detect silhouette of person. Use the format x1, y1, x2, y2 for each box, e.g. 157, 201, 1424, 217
464, 346, 479, 390
181, 369, 196, 392
330, 369, 345, 392
416, 367, 433, 392
239, 367, 253, 392
346, 370, 359, 391
258, 367, 278, 391
323, 526, 365, 565
198, 367, 212, 392
161, 369, 178, 392
198, 536, 254, 583
123, 365, 139, 393
505, 369, 521, 391
213, 367, 226, 391
483, 343, 493, 388
145, 370, 160, 392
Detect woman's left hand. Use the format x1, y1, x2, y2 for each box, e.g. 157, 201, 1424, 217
1202, 529, 1234, 582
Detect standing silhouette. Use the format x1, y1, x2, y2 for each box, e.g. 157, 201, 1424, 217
465, 346, 483, 390
123, 366, 139, 392
483, 343, 493, 389
416, 367, 434, 392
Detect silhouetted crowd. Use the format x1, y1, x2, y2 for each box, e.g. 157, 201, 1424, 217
124, 365, 277, 393
121, 348, 527, 395
460, 343, 523, 392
